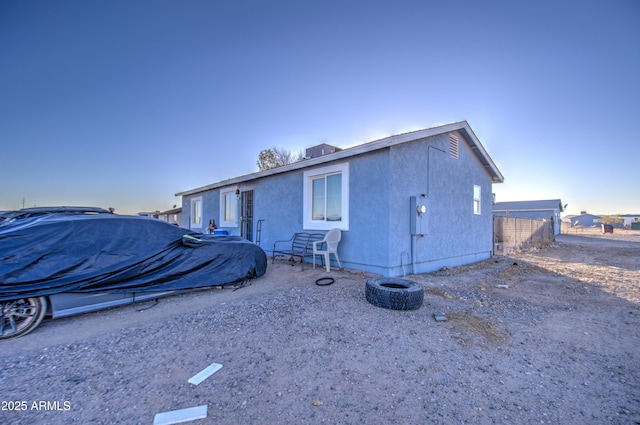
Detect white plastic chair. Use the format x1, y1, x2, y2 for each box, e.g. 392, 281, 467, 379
313, 228, 342, 272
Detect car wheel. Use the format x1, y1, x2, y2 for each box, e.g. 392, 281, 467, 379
365, 277, 424, 310
0, 297, 47, 340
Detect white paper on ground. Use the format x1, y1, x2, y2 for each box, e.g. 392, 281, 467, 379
188, 362, 223, 385
153, 404, 207, 425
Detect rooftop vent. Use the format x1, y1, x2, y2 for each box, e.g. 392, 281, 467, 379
449, 133, 459, 159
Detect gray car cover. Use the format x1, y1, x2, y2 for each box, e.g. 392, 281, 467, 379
0, 211, 267, 301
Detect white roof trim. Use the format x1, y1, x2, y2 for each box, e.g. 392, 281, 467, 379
175, 121, 504, 197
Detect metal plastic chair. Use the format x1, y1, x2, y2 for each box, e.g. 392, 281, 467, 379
312, 228, 342, 272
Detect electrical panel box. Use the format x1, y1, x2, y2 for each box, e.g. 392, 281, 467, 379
410, 196, 428, 236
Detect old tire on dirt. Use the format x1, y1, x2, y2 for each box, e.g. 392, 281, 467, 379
365, 278, 423, 310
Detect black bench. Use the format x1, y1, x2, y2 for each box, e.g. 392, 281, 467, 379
272, 232, 325, 270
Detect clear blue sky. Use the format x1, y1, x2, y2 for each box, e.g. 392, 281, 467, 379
1, 0, 638, 216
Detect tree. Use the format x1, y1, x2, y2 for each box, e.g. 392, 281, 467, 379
598, 215, 623, 225
257, 146, 303, 171
257, 148, 277, 171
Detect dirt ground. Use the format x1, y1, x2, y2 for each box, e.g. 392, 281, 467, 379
1, 227, 639, 424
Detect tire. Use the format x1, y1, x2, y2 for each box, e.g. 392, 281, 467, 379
0, 297, 47, 340
365, 278, 423, 310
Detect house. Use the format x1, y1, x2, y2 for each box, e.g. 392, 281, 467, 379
175, 121, 504, 277
305, 143, 342, 159
158, 206, 182, 226
562, 212, 602, 228
620, 214, 640, 229
492, 199, 565, 235
139, 206, 182, 226
138, 211, 161, 219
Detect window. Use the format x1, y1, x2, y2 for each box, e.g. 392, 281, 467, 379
190, 196, 202, 228
303, 163, 349, 230
220, 189, 238, 227
473, 185, 481, 215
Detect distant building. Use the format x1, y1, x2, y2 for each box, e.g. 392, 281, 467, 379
138, 211, 161, 219
619, 214, 640, 228
492, 199, 565, 235
139, 206, 182, 226
304, 143, 342, 159
562, 212, 601, 228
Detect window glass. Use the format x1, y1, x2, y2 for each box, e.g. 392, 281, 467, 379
473, 185, 481, 215
326, 173, 342, 221
220, 189, 238, 227
224, 192, 236, 222
303, 162, 349, 231
191, 197, 202, 227
312, 178, 325, 220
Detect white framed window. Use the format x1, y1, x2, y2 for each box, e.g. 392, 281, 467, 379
473, 185, 481, 215
190, 196, 203, 228
220, 188, 238, 227
303, 162, 349, 230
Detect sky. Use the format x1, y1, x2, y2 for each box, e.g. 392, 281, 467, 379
1, 0, 638, 217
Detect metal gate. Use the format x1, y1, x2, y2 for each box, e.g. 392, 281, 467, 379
240, 190, 254, 242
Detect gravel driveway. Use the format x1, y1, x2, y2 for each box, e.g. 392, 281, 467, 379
1, 229, 639, 424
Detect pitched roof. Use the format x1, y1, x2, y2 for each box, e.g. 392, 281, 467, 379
160, 206, 181, 215
493, 199, 565, 212
176, 121, 504, 196
562, 213, 601, 220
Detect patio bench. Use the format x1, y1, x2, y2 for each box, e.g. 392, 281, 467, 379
272, 232, 325, 270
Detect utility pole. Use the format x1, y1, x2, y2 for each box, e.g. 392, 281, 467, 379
22, 198, 25, 209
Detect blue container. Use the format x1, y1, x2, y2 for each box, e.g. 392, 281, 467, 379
213, 230, 229, 235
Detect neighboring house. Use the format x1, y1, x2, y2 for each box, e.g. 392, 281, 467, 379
138, 211, 161, 219
139, 206, 182, 226
492, 199, 565, 235
305, 143, 342, 159
158, 206, 182, 226
175, 121, 504, 277
562, 212, 602, 228
620, 214, 640, 228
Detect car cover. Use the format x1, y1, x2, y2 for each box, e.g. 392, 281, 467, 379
0, 212, 267, 301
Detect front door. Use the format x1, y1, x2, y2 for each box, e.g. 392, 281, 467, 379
240, 190, 254, 241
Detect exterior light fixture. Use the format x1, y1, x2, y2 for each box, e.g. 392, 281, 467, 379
235, 188, 240, 200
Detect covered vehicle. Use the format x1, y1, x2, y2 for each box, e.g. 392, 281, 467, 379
0, 207, 267, 339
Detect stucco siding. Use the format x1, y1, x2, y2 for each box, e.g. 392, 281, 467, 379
387, 131, 493, 275
253, 172, 304, 247
342, 150, 391, 273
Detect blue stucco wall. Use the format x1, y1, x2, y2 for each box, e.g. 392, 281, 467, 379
386, 131, 494, 275
181, 130, 496, 276
339, 150, 391, 274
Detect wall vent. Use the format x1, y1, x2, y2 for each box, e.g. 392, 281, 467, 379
449, 133, 459, 159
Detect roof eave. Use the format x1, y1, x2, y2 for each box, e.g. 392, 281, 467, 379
457, 123, 504, 183
175, 121, 505, 196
